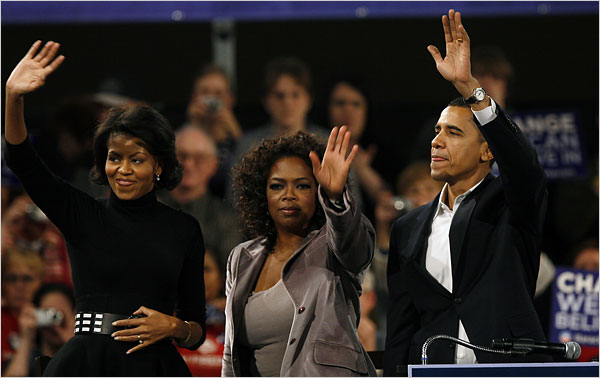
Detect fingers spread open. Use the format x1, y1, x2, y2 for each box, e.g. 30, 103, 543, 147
327, 127, 339, 151
39, 43, 60, 66
458, 24, 471, 45
34, 41, 53, 62
346, 144, 359, 166
427, 45, 443, 64
26, 40, 42, 59
335, 125, 347, 152
448, 9, 457, 41
44, 55, 65, 75
442, 15, 451, 44
309, 151, 321, 175
340, 127, 352, 156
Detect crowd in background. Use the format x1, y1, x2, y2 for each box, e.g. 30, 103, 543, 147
1, 44, 598, 376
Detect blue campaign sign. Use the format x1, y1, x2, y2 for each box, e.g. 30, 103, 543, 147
511, 110, 588, 180
549, 267, 599, 347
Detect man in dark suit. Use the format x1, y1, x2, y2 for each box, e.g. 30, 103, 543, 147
384, 9, 549, 376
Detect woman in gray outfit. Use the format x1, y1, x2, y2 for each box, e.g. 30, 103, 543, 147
223, 128, 377, 376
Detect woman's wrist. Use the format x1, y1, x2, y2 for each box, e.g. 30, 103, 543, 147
171, 317, 188, 340
5, 90, 24, 103
173, 318, 196, 347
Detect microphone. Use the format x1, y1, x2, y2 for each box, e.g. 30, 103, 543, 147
491, 338, 581, 360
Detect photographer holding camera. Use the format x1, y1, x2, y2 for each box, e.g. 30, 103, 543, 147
1, 193, 72, 286
1, 247, 43, 376
186, 64, 242, 198
3, 280, 76, 377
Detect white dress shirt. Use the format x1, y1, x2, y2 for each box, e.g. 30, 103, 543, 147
424, 98, 497, 364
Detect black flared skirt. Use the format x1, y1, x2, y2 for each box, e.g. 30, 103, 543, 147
43, 334, 191, 376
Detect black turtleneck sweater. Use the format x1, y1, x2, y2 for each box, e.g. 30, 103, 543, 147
4, 137, 206, 375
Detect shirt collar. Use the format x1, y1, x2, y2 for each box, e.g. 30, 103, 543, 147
434, 178, 486, 217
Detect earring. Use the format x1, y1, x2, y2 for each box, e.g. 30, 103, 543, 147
155, 174, 161, 182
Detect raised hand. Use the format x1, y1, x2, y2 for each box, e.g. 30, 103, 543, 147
426, 9, 478, 98
6, 40, 65, 97
309, 126, 358, 200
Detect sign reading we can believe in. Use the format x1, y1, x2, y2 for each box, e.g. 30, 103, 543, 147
549, 267, 599, 347
512, 110, 588, 180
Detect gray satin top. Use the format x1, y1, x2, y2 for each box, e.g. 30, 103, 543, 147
238, 279, 295, 376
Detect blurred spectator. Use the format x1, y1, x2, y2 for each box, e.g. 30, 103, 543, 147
1, 194, 71, 286
177, 250, 226, 376
374, 161, 444, 255
570, 239, 599, 272
34, 284, 76, 357
396, 160, 445, 209
232, 57, 329, 166
158, 127, 243, 263
50, 95, 109, 198
3, 283, 76, 377
471, 45, 514, 109
545, 157, 599, 265
327, 76, 390, 216
358, 270, 377, 352
1, 248, 44, 375
186, 65, 242, 198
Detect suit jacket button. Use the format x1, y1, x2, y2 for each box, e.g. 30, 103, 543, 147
454, 297, 462, 304
289, 338, 296, 345
298, 306, 305, 314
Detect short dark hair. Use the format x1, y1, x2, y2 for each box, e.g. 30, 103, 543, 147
33, 283, 76, 311
263, 57, 312, 97
447, 96, 470, 108
232, 131, 326, 250
193, 64, 228, 82
191, 64, 231, 95
90, 106, 183, 190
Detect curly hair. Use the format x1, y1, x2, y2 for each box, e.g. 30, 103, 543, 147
232, 131, 327, 250
90, 106, 183, 190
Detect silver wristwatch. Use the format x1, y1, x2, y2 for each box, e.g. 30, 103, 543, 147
464, 87, 486, 104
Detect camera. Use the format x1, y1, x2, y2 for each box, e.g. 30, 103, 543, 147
202, 96, 222, 112
34, 308, 64, 327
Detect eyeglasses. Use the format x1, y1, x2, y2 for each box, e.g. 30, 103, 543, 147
3, 274, 36, 284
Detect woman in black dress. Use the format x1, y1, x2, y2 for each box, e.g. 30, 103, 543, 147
4, 41, 206, 376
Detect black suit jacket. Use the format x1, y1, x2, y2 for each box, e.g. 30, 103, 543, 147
384, 106, 550, 376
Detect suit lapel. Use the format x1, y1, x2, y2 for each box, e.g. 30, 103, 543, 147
405, 198, 453, 297
448, 174, 494, 286
449, 196, 476, 280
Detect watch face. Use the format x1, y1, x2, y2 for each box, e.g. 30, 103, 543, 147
474, 88, 486, 101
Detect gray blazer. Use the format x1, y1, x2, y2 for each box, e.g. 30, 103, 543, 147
221, 187, 377, 376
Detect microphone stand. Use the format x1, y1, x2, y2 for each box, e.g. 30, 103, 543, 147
421, 334, 529, 365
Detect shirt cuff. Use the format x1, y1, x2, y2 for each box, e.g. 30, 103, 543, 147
471, 97, 497, 126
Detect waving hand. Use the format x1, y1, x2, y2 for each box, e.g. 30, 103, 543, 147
5, 41, 65, 144
426, 9, 479, 98
309, 126, 358, 200
6, 40, 65, 96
